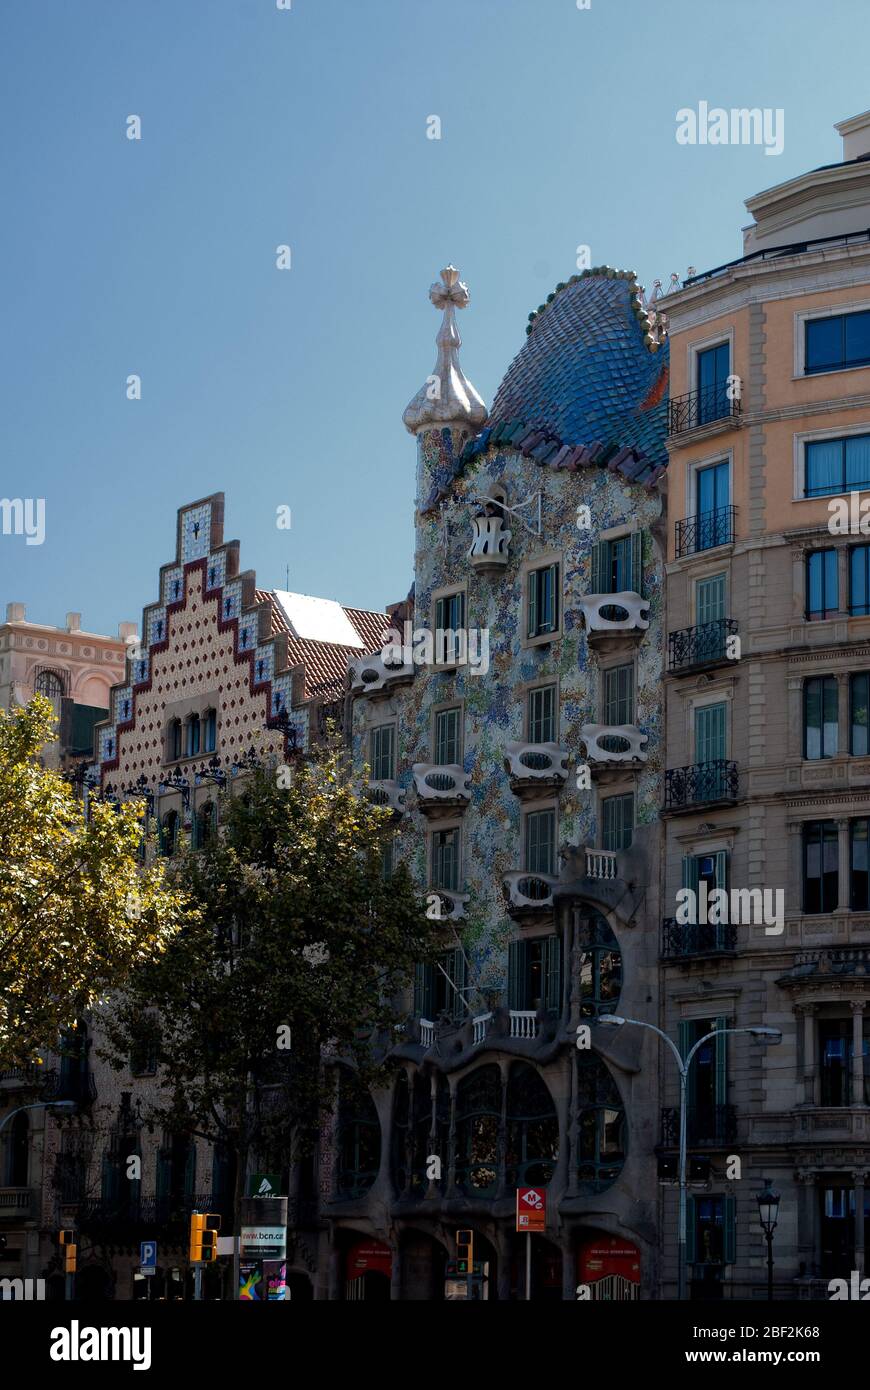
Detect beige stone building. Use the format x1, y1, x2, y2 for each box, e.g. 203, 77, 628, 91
659, 110, 870, 1298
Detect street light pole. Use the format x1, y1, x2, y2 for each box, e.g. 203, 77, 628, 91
599, 1016, 781, 1300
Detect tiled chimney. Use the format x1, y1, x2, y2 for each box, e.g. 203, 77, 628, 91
118, 622, 138, 641
66, 612, 81, 632
5, 603, 26, 623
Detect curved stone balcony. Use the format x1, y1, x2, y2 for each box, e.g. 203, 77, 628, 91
581, 724, 648, 775
427, 889, 469, 922
468, 514, 511, 571
579, 591, 650, 641
412, 763, 472, 813
503, 870, 558, 915
365, 779, 406, 814
349, 651, 415, 695
504, 742, 569, 794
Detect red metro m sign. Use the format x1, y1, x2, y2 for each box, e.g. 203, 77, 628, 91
515, 1187, 547, 1232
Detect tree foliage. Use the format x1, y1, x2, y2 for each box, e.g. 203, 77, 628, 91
0, 696, 193, 1068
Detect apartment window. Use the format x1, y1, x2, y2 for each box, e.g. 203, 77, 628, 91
850, 545, 870, 616
851, 819, 870, 910
414, 949, 466, 1022
431, 827, 460, 891
694, 703, 726, 764
590, 533, 643, 597
602, 793, 634, 851
803, 821, 839, 914
167, 718, 182, 762
804, 676, 838, 759
203, 709, 217, 754
688, 1195, 735, 1280
603, 665, 634, 726
528, 685, 556, 744
819, 1020, 869, 1106
525, 809, 556, 877
806, 549, 839, 620
696, 573, 726, 626
434, 591, 465, 663
370, 724, 395, 781
696, 342, 730, 424
806, 310, 870, 375
851, 674, 870, 755
578, 915, 623, 1019
185, 714, 201, 758
695, 461, 731, 548
508, 936, 562, 1015
434, 707, 461, 765
527, 563, 559, 638
805, 434, 870, 498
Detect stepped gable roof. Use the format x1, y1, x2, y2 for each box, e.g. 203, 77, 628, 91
257, 590, 387, 697
421, 268, 669, 513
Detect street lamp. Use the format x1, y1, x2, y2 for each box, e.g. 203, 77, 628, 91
599, 1015, 781, 1299
757, 1177, 780, 1302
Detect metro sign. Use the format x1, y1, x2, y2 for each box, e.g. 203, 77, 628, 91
516, 1186, 547, 1232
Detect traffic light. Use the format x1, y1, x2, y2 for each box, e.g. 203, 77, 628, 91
64, 1245, 77, 1274
456, 1229, 473, 1275
189, 1212, 221, 1263
59, 1229, 75, 1246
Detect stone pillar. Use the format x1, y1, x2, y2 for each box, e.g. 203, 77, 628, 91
854, 1170, 866, 1276
786, 677, 804, 760
798, 1004, 817, 1106
445, 1074, 458, 1196
852, 1001, 866, 1105
788, 822, 803, 914
838, 818, 851, 910
838, 673, 851, 756
796, 1169, 816, 1275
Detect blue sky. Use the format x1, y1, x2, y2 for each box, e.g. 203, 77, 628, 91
1, 0, 867, 634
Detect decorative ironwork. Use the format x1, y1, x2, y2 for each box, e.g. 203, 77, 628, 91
668, 385, 741, 435
158, 769, 191, 810
668, 619, 738, 674
665, 760, 739, 809
230, 747, 262, 777
661, 1105, 737, 1148
194, 755, 227, 789
675, 506, 737, 558
661, 918, 738, 959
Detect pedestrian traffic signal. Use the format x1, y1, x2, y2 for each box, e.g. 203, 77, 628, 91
59, 1229, 75, 1246
189, 1212, 221, 1263
64, 1244, 77, 1274
456, 1228, 473, 1274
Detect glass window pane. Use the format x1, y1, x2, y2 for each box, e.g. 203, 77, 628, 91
851, 547, 870, 616
845, 311, 870, 366
806, 439, 844, 497
852, 674, 869, 755
806, 316, 843, 372
846, 435, 870, 490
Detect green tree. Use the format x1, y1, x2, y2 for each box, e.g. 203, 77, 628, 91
0, 696, 193, 1068
102, 741, 432, 1296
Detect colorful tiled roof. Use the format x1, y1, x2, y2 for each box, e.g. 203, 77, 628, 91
257, 591, 387, 697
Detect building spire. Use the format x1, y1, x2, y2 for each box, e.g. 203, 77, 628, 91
403, 266, 487, 435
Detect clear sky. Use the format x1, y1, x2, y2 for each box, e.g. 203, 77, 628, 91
1, 0, 867, 635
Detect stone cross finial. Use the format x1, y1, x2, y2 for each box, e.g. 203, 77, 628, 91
403, 266, 487, 435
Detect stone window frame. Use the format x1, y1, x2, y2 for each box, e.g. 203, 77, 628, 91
691, 566, 730, 626
685, 326, 736, 400
678, 680, 735, 764
520, 547, 564, 651
793, 297, 870, 380
683, 446, 734, 525
597, 785, 636, 853
428, 818, 463, 893
521, 795, 560, 876
519, 674, 560, 744
429, 696, 465, 766
162, 691, 221, 767
597, 655, 637, 727
792, 419, 870, 505
368, 717, 398, 781
429, 581, 469, 673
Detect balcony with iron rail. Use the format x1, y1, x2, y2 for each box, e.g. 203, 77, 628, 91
77, 1191, 233, 1236
675, 506, 737, 559
668, 384, 741, 436
0, 1187, 34, 1220
661, 1105, 737, 1148
661, 918, 738, 961
667, 619, 739, 676
664, 760, 739, 812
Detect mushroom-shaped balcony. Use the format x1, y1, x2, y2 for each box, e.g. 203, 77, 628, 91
581, 724, 648, 776
504, 742, 569, 795
349, 651, 415, 696
468, 514, 511, 572
412, 763, 472, 814
427, 889, 469, 923
579, 592, 650, 644
365, 779, 406, 815
503, 870, 558, 916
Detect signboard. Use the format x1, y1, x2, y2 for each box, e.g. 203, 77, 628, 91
239, 1261, 264, 1300
578, 1236, 641, 1301
139, 1241, 157, 1277
240, 1225, 287, 1258
515, 1186, 547, 1232
265, 1260, 287, 1301
248, 1173, 282, 1198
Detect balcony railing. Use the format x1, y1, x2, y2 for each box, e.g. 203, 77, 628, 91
584, 849, 618, 881
664, 760, 739, 809
472, 1013, 493, 1046
661, 918, 738, 959
43, 1071, 97, 1106
77, 1192, 232, 1232
0, 1187, 33, 1218
675, 506, 737, 558
661, 1105, 737, 1148
349, 651, 414, 695
668, 619, 739, 675
419, 1019, 435, 1048
0, 1065, 49, 1091
509, 1010, 539, 1040
668, 385, 741, 435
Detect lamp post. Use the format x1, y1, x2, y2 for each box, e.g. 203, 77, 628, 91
757, 1177, 780, 1301
599, 1015, 781, 1300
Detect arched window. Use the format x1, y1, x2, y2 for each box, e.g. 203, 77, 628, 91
160, 810, 178, 857
576, 1053, 625, 1193
454, 1065, 501, 1197
392, 1070, 442, 1199
58, 1021, 90, 1105
336, 1070, 381, 1199
7, 1110, 28, 1187
203, 709, 217, 754
35, 669, 64, 698
185, 714, 201, 758
578, 914, 623, 1018
167, 719, 182, 762
506, 1063, 558, 1188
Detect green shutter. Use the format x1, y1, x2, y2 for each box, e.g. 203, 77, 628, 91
682, 855, 700, 899
508, 940, 527, 1011
695, 703, 726, 763
544, 936, 562, 1015
630, 531, 643, 596
527, 569, 538, 637
715, 850, 728, 892
591, 541, 607, 596
548, 563, 559, 632
723, 1194, 736, 1265
686, 1195, 697, 1264
101, 1155, 120, 1205
679, 1019, 693, 1063
714, 1015, 728, 1108
414, 963, 432, 1018
697, 573, 726, 625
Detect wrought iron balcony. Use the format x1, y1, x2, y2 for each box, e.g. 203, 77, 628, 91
0, 1187, 34, 1219
661, 918, 738, 959
661, 1105, 737, 1148
675, 506, 737, 558
426, 889, 468, 923
668, 619, 739, 675
43, 1070, 97, 1106
77, 1191, 232, 1234
0, 1065, 50, 1091
665, 760, 739, 810
668, 384, 741, 435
